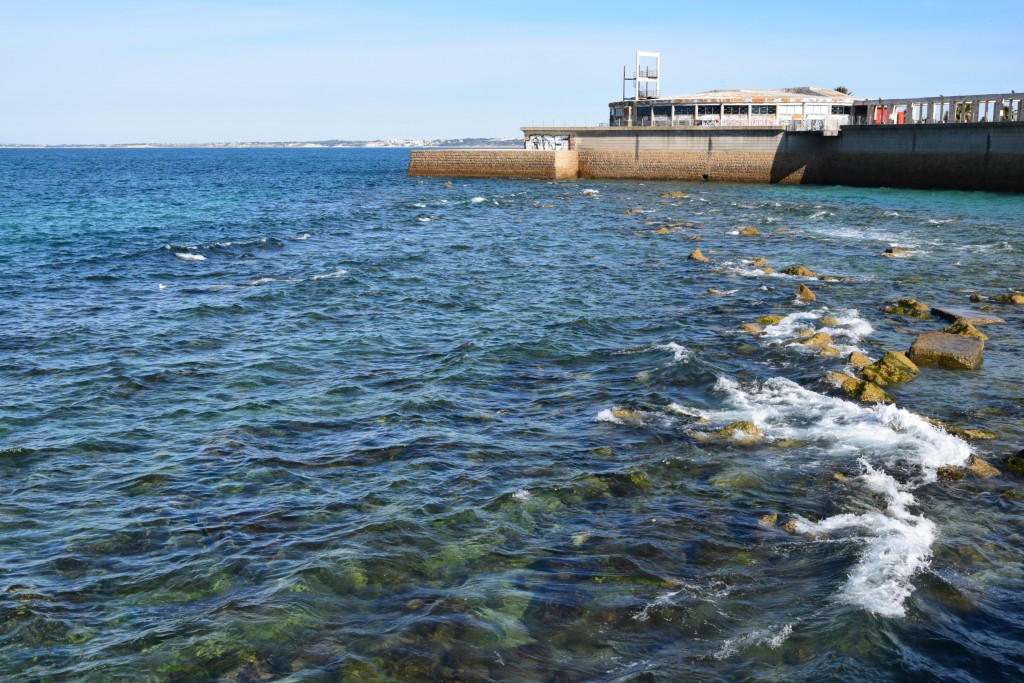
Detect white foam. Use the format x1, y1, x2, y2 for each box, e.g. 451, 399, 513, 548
470, 196, 486, 203
293, 233, 311, 240
581, 188, 599, 196
412, 203, 427, 208
311, 269, 348, 280
247, 277, 276, 286
613, 342, 692, 364
714, 622, 795, 659
512, 488, 532, 501
175, 252, 206, 261
706, 377, 969, 617
760, 309, 872, 356
596, 408, 624, 424
417, 217, 432, 223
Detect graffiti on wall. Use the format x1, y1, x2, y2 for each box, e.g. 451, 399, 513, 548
526, 135, 570, 151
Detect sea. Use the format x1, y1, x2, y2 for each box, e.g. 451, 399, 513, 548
2, 147, 1023, 682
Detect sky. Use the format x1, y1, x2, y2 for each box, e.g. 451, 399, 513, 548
2, 0, 1021, 144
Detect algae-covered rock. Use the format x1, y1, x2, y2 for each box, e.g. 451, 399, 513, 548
654, 227, 671, 235
967, 457, 1000, 479
696, 421, 762, 445
936, 465, 965, 481
800, 331, 833, 349
782, 519, 799, 533
740, 322, 765, 334
738, 226, 760, 237
884, 298, 930, 318
611, 408, 644, 423
1005, 456, 1024, 477
750, 257, 769, 267
688, 248, 710, 262
818, 345, 840, 357
819, 275, 842, 282
709, 470, 763, 487
860, 351, 920, 386
820, 315, 840, 327
992, 292, 1024, 304
943, 319, 988, 340
944, 425, 998, 440
848, 351, 872, 368
660, 191, 687, 198
883, 247, 909, 257
796, 284, 816, 302
757, 314, 786, 325
758, 513, 778, 527
782, 265, 816, 277
825, 371, 892, 404
443, 180, 453, 188
761, 266, 775, 274
908, 332, 984, 369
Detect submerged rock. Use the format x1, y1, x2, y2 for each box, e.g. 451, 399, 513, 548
757, 314, 786, 325
738, 226, 760, 237
908, 332, 984, 369
1005, 456, 1024, 477
799, 332, 833, 349
818, 275, 842, 282
688, 248, 710, 262
992, 292, 1024, 304
884, 298, 930, 318
820, 315, 840, 327
696, 421, 762, 445
860, 351, 920, 386
818, 346, 840, 357
883, 247, 909, 257
750, 257, 769, 267
942, 319, 988, 340
796, 284, 816, 302
931, 306, 1005, 325
659, 191, 687, 198
825, 371, 892, 403
936, 465, 965, 481
654, 227, 671, 235
740, 323, 765, 334
968, 457, 1000, 478
782, 265, 816, 277
758, 513, 778, 527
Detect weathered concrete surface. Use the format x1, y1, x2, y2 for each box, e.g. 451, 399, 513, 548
908, 332, 984, 369
409, 123, 1024, 192
930, 306, 1006, 325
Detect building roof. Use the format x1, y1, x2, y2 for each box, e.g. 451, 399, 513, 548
614, 87, 852, 104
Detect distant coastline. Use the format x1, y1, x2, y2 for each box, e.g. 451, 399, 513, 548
0, 137, 522, 150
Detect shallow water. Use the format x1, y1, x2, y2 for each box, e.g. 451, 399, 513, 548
2, 148, 1024, 681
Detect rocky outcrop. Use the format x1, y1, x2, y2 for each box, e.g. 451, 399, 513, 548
908, 332, 984, 369
883, 247, 909, 258
757, 314, 785, 325
968, 457, 1000, 478
848, 351, 872, 368
796, 284, 816, 302
884, 298, 930, 319
689, 248, 710, 262
860, 351, 920, 386
660, 191, 688, 198
738, 226, 759, 237
825, 371, 892, 403
992, 292, 1024, 304
782, 265, 816, 277
942, 319, 988, 340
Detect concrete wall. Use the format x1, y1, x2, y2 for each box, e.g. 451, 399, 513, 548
408, 149, 577, 180
407, 123, 1024, 192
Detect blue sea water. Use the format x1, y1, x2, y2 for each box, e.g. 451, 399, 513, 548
2, 147, 1024, 681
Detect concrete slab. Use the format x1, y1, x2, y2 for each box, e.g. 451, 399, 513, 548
908, 332, 984, 369
930, 306, 1005, 325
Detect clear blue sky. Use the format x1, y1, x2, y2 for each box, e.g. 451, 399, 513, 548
2, 0, 1021, 144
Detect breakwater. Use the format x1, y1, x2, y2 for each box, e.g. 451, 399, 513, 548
408, 122, 1024, 192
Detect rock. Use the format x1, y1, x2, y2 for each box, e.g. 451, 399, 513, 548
818, 346, 840, 357
883, 247, 909, 257
969, 293, 984, 303
654, 227, 671, 235
1005, 456, 1024, 476
825, 371, 892, 403
757, 314, 786, 325
884, 298, 930, 318
848, 351, 872, 368
795, 328, 816, 338
782, 519, 799, 533
758, 513, 778, 527
611, 408, 644, 422
908, 332, 984, 369
796, 284, 816, 302
782, 265, 816, 277
930, 306, 1005, 325
709, 470, 763, 488
740, 323, 765, 334
968, 457, 1001, 478
936, 465, 965, 481
738, 226, 759, 237
860, 351, 920, 386
750, 257, 769, 267
688, 248, 710, 262
820, 315, 840, 327
948, 428, 998, 440
818, 275, 842, 282
443, 181, 453, 188
707, 288, 722, 295
702, 421, 762, 444
659, 191, 687, 198
992, 292, 1024, 304
800, 332, 834, 349
761, 267, 775, 274
942, 319, 988, 340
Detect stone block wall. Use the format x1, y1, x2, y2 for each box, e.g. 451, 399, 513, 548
408, 150, 577, 180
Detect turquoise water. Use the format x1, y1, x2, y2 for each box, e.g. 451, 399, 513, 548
2, 148, 1024, 681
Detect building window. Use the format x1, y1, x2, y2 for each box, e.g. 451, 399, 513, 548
723, 105, 747, 115
751, 105, 776, 115
831, 105, 851, 115
698, 105, 720, 116
674, 105, 695, 116
653, 106, 672, 116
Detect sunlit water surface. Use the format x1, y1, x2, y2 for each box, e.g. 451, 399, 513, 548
2, 148, 1024, 681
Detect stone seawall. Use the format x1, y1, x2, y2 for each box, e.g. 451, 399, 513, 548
408, 149, 577, 180
407, 124, 1024, 192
